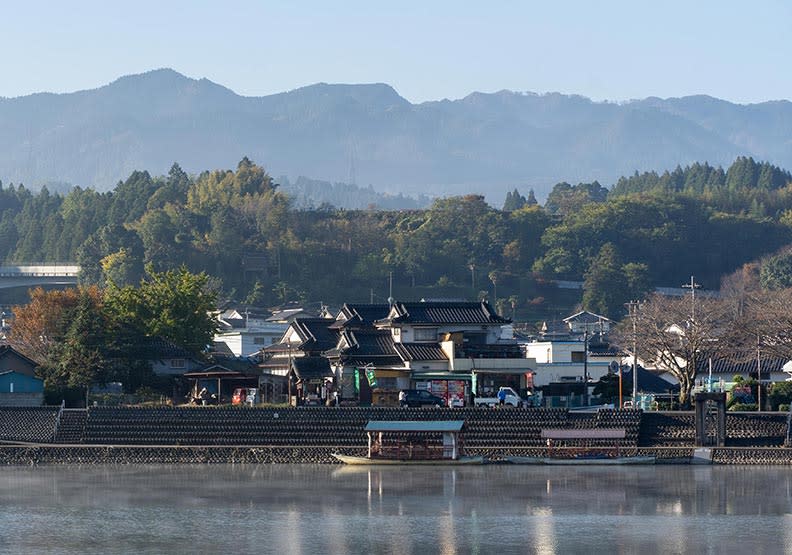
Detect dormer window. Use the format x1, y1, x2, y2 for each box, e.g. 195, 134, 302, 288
413, 327, 438, 342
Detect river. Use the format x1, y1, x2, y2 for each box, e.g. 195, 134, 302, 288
0, 464, 790, 554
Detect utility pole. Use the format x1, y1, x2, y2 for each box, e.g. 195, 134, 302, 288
583, 329, 589, 407
625, 300, 640, 406
757, 335, 762, 412
681, 275, 701, 321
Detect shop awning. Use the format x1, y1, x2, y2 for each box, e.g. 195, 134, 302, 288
411, 372, 472, 381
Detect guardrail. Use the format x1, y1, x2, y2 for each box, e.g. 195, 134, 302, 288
0, 265, 80, 277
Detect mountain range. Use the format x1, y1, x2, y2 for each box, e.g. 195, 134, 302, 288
1, 68, 791, 202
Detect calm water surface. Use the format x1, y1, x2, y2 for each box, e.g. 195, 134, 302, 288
1, 464, 791, 554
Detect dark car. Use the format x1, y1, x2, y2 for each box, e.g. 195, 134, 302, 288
401, 389, 444, 408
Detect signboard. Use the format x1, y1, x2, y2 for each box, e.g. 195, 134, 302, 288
366, 369, 377, 387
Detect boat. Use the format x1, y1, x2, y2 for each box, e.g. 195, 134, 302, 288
332, 453, 485, 465
503, 427, 655, 465
332, 420, 485, 465
506, 455, 655, 465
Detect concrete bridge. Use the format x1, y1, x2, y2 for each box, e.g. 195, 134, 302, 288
0, 265, 80, 289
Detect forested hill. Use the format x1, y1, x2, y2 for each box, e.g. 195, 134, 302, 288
2, 68, 792, 200
3, 156, 792, 321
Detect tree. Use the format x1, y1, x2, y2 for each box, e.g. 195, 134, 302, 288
9, 287, 109, 391
106, 266, 218, 355
582, 243, 627, 318
760, 250, 792, 290
612, 293, 732, 406
503, 189, 527, 211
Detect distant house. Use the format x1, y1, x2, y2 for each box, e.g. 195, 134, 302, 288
145, 337, 204, 376
214, 305, 293, 357
0, 345, 38, 377
563, 311, 612, 335
0, 345, 44, 405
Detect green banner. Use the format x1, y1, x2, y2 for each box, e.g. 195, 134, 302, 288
354, 368, 360, 394
366, 369, 377, 387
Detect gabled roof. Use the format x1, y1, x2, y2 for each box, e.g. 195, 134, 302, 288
143, 337, 200, 361
394, 342, 448, 362
563, 311, 611, 324
324, 329, 403, 366
377, 301, 510, 326
291, 318, 339, 351
624, 366, 676, 394
266, 307, 316, 322
0, 345, 39, 368
290, 356, 333, 380
330, 303, 391, 329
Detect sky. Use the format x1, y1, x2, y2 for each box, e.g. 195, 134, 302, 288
2, 0, 791, 104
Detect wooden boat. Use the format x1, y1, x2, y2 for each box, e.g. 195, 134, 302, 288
506, 455, 655, 465
333, 420, 485, 465
333, 453, 485, 465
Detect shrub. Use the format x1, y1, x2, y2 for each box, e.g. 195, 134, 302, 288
729, 402, 758, 411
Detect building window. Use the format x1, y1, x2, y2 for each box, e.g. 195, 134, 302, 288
253, 336, 268, 345
571, 351, 585, 363
413, 327, 438, 342
170, 359, 186, 369
392, 328, 401, 337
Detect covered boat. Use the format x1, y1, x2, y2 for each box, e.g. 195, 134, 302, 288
332, 420, 484, 465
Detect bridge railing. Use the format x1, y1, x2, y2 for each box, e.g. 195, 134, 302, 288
0, 265, 81, 277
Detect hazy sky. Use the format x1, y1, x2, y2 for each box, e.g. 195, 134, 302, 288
3, 0, 791, 104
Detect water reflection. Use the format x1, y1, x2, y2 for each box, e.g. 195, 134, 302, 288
0, 465, 791, 554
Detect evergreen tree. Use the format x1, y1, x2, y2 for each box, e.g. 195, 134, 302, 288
503, 188, 527, 211
582, 243, 628, 318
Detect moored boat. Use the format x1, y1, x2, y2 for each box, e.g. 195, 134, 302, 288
332, 453, 485, 465
333, 420, 486, 465
506, 455, 655, 465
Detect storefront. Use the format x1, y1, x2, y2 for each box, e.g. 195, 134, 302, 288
412, 373, 472, 407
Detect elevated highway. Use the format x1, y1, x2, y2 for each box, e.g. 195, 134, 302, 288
0, 265, 80, 289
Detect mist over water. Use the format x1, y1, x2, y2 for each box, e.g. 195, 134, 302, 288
0, 464, 790, 554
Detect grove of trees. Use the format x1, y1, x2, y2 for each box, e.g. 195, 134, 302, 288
1, 156, 792, 322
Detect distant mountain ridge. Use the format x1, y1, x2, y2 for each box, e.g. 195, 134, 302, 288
1, 68, 791, 201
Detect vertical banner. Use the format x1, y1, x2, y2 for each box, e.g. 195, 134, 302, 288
366, 369, 377, 387
354, 368, 360, 394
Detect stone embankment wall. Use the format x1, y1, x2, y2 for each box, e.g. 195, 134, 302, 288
0, 406, 790, 464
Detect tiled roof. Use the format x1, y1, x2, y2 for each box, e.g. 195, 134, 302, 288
291, 356, 332, 380
694, 354, 789, 375
394, 342, 448, 361
379, 301, 510, 325
210, 341, 235, 357
324, 330, 400, 365
292, 318, 339, 351
624, 366, 676, 394
331, 303, 391, 329
0, 345, 38, 367
143, 337, 199, 360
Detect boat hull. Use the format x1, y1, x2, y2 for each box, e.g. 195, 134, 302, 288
506, 456, 655, 465
332, 453, 485, 465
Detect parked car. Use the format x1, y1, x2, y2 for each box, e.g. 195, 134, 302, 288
475, 386, 529, 407
400, 389, 444, 408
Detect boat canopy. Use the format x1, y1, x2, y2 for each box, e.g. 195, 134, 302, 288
364, 421, 464, 433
